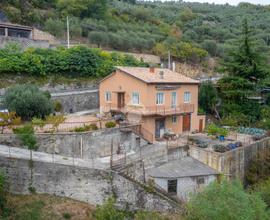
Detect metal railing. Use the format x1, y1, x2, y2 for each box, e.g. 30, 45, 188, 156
130, 124, 154, 144
104, 103, 194, 116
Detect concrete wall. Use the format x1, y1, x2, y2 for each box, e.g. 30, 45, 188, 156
189, 137, 270, 180
0, 36, 50, 49
51, 89, 99, 113
0, 128, 147, 158
0, 155, 179, 212
154, 175, 216, 201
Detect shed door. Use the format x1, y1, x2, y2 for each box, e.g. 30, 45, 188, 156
182, 114, 191, 132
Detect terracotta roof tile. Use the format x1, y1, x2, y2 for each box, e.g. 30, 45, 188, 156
116, 66, 199, 84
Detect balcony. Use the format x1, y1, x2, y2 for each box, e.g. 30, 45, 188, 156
103, 103, 194, 116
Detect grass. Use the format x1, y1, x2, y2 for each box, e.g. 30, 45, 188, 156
5, 194, 96, 220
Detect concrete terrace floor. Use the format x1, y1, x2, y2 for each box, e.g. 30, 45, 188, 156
0, 144, 109, 170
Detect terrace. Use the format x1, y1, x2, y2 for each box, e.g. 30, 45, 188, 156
104, 103, 194, 116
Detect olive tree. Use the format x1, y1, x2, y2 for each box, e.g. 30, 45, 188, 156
4, 84, 53, 120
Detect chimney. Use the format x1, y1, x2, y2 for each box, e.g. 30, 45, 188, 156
149, 66, 155, 73
159, 71, 164, 79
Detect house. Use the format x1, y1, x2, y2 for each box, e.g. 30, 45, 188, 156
99, 66, 205, 142
0, 22, 58, 48
146, 157, 219, 201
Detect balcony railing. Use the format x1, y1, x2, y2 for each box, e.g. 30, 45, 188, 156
103, 103, 194, 116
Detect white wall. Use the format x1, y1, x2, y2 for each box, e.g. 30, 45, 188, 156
153, 175, 217, 201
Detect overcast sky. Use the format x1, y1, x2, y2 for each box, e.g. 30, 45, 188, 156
173, 0, 269, 5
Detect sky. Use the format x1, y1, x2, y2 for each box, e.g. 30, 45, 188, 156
164, 0, 269, 5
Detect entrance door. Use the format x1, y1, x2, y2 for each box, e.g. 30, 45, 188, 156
182, 114, 191, 132
117, 93, 125, 109
199, 119, 203, 132
155, 118, 165, 138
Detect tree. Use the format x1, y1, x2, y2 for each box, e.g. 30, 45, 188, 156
186, 180, 269, 220
0, 112, 21, 134
4, 85, 53, 120
222, 19, 268, 82
13, 124, 38, 166
88, 31, 108, 48
199, 81, 219, 116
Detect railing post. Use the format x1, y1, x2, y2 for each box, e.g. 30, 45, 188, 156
110, 138, 113, 169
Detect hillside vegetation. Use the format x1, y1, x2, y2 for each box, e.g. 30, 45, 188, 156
1, 0, 269, 65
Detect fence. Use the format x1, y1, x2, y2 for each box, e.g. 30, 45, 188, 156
1, 144, 108, 170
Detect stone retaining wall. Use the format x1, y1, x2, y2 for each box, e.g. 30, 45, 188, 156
51, 89, 99, 113
0, 155, 180, 212
0, 128, 147, 159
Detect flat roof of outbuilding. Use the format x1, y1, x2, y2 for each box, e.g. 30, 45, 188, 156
147, 157, 219, 179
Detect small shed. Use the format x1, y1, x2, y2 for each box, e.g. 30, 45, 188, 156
147, 157, 219, 201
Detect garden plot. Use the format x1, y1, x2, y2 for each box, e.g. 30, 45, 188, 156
188, 132, 255, 153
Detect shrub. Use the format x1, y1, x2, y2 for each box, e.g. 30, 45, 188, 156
31, 117, 45, 128
54, 101, 63, 112
73, 127, 89, 132
13, 124, 38, 151
105, 121, 116, 128
62, 212, 72, 219
186, 180, 269, 220
94, 197, 125, 220
206, 123, 228, 137
253, 178, 270, 208
89, 123, 98, 130
4, 84, 53, 120
0, 171, 7, 217
45, 115, 65, 132
73, 123, 98, 132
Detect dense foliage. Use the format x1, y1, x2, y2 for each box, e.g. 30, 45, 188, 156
1, 1, 270, 63
245, 150, 270, 185
186, 180, 269, 220
0, 44, 146, 77
0, 171, 7, 218
199, 81, 218, 114
216, 19, 270, 127
4, 84, 53, 120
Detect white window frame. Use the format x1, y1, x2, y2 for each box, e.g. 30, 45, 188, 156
105, 91, 111, 102
132, 92, 140, 105
184, 91, 191, 103
156, 92, 165, 105
172, 115, 177, 124
171, 91, 177, 108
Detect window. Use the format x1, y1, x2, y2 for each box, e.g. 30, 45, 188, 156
156, 92, 164, 105
105, 91, 111, 102
168, 179, 177, 195
184, 91, 191, 103
172, 115, 177, 124
171, 91, 177, 107
132, 92, 140, 105
197, 177, 205, 185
